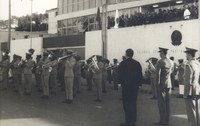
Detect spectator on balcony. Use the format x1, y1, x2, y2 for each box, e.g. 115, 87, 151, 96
183, 5, 191, 19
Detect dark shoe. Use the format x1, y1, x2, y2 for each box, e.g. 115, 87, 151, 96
40, 95, 49, 99
62, 100, 69, 103
102, 90, 107, 93
76, 91, 81, 94
24, 92, 31, 95
37, 89, 43, 92
68, 100, 73, 104
87, 88, 92, 91
120, 123, 135, 126
150, 97, 157, 100
13, 89, 19, 92
177, 95, 183, 98
51, 91, 56, 95
93, 99, 102, 102
62, 99, 73, 104
154, 122, 168, 125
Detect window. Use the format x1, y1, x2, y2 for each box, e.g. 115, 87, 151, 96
84, 0, 89, 9
89, 0, 96, 8
72, 0, 78, 12
78, 0, 84, 11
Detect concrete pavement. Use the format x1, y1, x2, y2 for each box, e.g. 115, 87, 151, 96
0, 81, 189, 126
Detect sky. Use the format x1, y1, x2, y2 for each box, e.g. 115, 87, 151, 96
0, 0, 57, 20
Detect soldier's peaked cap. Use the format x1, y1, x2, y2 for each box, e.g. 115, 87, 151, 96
184, 47, 198, 54
158, 47, 169, 53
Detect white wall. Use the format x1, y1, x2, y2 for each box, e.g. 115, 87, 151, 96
86, 20, 200, 72
48, 10, 58, 34
10, 37, 43, 61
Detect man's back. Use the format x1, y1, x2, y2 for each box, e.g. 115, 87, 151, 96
119, 58, 142, 88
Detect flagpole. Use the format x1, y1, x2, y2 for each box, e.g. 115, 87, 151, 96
102, 0, 107, 59
30, 0, 33, 49
8, 0, 11, 52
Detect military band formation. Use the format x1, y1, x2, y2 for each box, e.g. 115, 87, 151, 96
0, 46, 200, 126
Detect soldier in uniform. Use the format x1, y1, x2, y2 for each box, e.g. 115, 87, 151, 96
85, 59, 93, 91
118, 49, 142, 126
73, 55, 82, 96
155, 47, 173, 125
35, 55, 42, 92
49, 54, 58, 94
170, 57, 178, 90
102, 59, 109, 93
92, 55, 104, 102
183, 47, 200, 126
23, 53, 35, 95
177, 59, 185, 98
147, 58, 158, 99
0, 53, 10, 90
112, 59, 119, 90
12, 55, 22, 92
40, 52, 51, 99
63, 51, 76, 104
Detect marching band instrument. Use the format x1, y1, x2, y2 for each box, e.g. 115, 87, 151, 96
42, 60, 58, 69
87, 55, 99, 73
58, 53, 76, 61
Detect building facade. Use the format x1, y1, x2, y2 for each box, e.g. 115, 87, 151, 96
50, 0, 197, 36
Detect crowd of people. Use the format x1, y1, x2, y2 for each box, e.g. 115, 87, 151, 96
0, 49, 120, 103
107, 4, 198, 29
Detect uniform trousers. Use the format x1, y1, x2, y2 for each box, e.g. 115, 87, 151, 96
24, 74, 32, 93
157, 88, 171, 124
185, 98, 200, 126
13, 74, 20, 91
86, 75, 93, 90
150, 77, 157, 97
93, 78, 102, 100
41, 74, 50, 96
102, 74, 107, 92
64, 77, 74, 100
49, 74, 57, 93
35, 73, 42, 90
112, 74, 118, 90
73, 75, 81, 94
2, 73, 8, 89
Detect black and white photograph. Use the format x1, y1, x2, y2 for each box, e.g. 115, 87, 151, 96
0, 0, 200, 126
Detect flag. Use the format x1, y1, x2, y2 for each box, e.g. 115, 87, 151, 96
96, 7, 101, 29
114, 9, 119, 29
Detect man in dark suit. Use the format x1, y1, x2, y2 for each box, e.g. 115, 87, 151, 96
119, 49, 143, 126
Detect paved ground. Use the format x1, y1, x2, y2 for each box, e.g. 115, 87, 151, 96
0, 79, 189, 126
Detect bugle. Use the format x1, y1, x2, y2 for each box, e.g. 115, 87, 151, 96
58, 53, 76, 61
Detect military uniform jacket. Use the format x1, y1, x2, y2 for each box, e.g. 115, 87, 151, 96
156, 57, 173, 89
93, 61, 103, 79
12, 60, 21, 75
184, 59, 200, 97
23, 59, 35, 75
41, 58, 51, 76
112, 64, 119, 76
73, 60, 82, 77
102, 63, 109, 77
64, 57, 76, 78
1, 59, 10, 74
35, 59, 43, 75
177, 63, 185, 83
148, 63, 156, 79
50, 61, 58, 75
